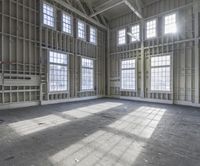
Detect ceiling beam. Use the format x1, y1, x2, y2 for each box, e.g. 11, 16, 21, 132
53, 0, 107, 30
75, 0, 87, 14
90, 1, 124, 18
124, 0, 143, 19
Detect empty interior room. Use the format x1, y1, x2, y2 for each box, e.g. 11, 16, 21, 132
0, 0, 200, 165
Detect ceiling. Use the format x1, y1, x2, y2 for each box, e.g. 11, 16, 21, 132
84, 0, 159, 20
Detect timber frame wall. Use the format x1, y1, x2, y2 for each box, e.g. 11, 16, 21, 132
107, 0, 200, 107
0, 0, 200, 109
0, 0, 106, 109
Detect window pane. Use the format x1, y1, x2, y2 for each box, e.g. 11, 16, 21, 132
118, 29, 126, 45
146, 19, 156, 39
43, 3, 54, 27
78, 20, 86, 39
50, 65, 67, 91
81, 58, 94, 90
49, 51, 68, 92
151, 55, 171, 91
90, 27, 97, 44
131, 25, 140, 42
121, 59, 136, 90
63, 13, 72, 34
165, 14, 177, 34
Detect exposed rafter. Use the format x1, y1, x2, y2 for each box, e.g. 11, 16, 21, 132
83, 0, 108, 26
54, 0, 107, 30
89, 0, 143, 19
75, 0, 87, 14
90, 1, 124, 18
124, 0, 143, 19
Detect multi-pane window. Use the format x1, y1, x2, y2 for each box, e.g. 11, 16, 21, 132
62, 13, 72, 34
121, 59, 136, 90
146, 19, 157, 39
43, 2, 55, 27
118, 29, 126, 45
49, 51, 68, 92
151, 55, 171, 91
131, 25, 140, 42
90, 26, 97, 44
81, 58, 94, 90
164, 14, 177, 34
78, 20, 86, 39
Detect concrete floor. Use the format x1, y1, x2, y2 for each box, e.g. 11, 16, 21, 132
0, 99, 200, 166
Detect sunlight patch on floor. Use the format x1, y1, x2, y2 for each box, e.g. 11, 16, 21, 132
9, 114, 70, 136
62, 102, 123, 118
109, 106, 166, 139
49, 106, 166, 166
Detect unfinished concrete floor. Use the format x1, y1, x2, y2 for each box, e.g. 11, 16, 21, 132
0, 99, 200, 166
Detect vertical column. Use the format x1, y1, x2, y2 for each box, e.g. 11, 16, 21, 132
106, 28, 110, 96
194, 0, 199, 103
140, 20, 145, 98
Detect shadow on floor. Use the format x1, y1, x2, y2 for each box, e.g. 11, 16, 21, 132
0, 98, 200, 166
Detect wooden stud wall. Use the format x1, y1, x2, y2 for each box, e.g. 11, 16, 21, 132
108, 0, 200, 106
0, 0, 106, 108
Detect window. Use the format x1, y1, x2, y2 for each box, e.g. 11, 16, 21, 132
146, 19, 157, 39
121, 59, 136, 90
78, 20, 86, 39
49, 51, 68, 92
43, 2, 55, 27
151, 55, 171, 91
164, 14, 177, 34
131, 25, 140, 42
81, 58, 94, 91
118, 29, 126, 45
90, 26, 97, 44
62, 13, 72, 34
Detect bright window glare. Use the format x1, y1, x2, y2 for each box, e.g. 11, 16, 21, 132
49, 51, 68, 92
81, 58, 94, 90
131, 25, 140, 42
146, 19, 157, 39
118, 29, 126, 45
78, 20, 86, 39
165, 14, 177, 34
121, 59, 136, 90
62, 13, 72, 34
43, 3, 54, 27
151, 55, 171, 91
90, 27, 97, 44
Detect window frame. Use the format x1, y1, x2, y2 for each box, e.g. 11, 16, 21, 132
130, 24, 140, 43
77, 19, 86, 41
81, 57, 95, 91
117, 28, 126, 46
48, 50, 69, 93
146, 18, 157, 39
89, 26, 97, 45
149, 54, 172, 93
120, 58, 137, 91
164, 13, 177, 35
42, 2, 56, 29
62, 11, 73, 35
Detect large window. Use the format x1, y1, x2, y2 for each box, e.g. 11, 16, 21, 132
164, 13, 177, 34
49, 51, 68, 92
81, 58, 94, 90
118, 29, 126, 45
90, 26, 97, 45
151, 55, 171, 91
78, 20, 86, 40
43, 2, 55, 27
121, 59, 136, 90
146, 19, 157, 39
62, 13, 72, 34
131, 25, 140, 42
